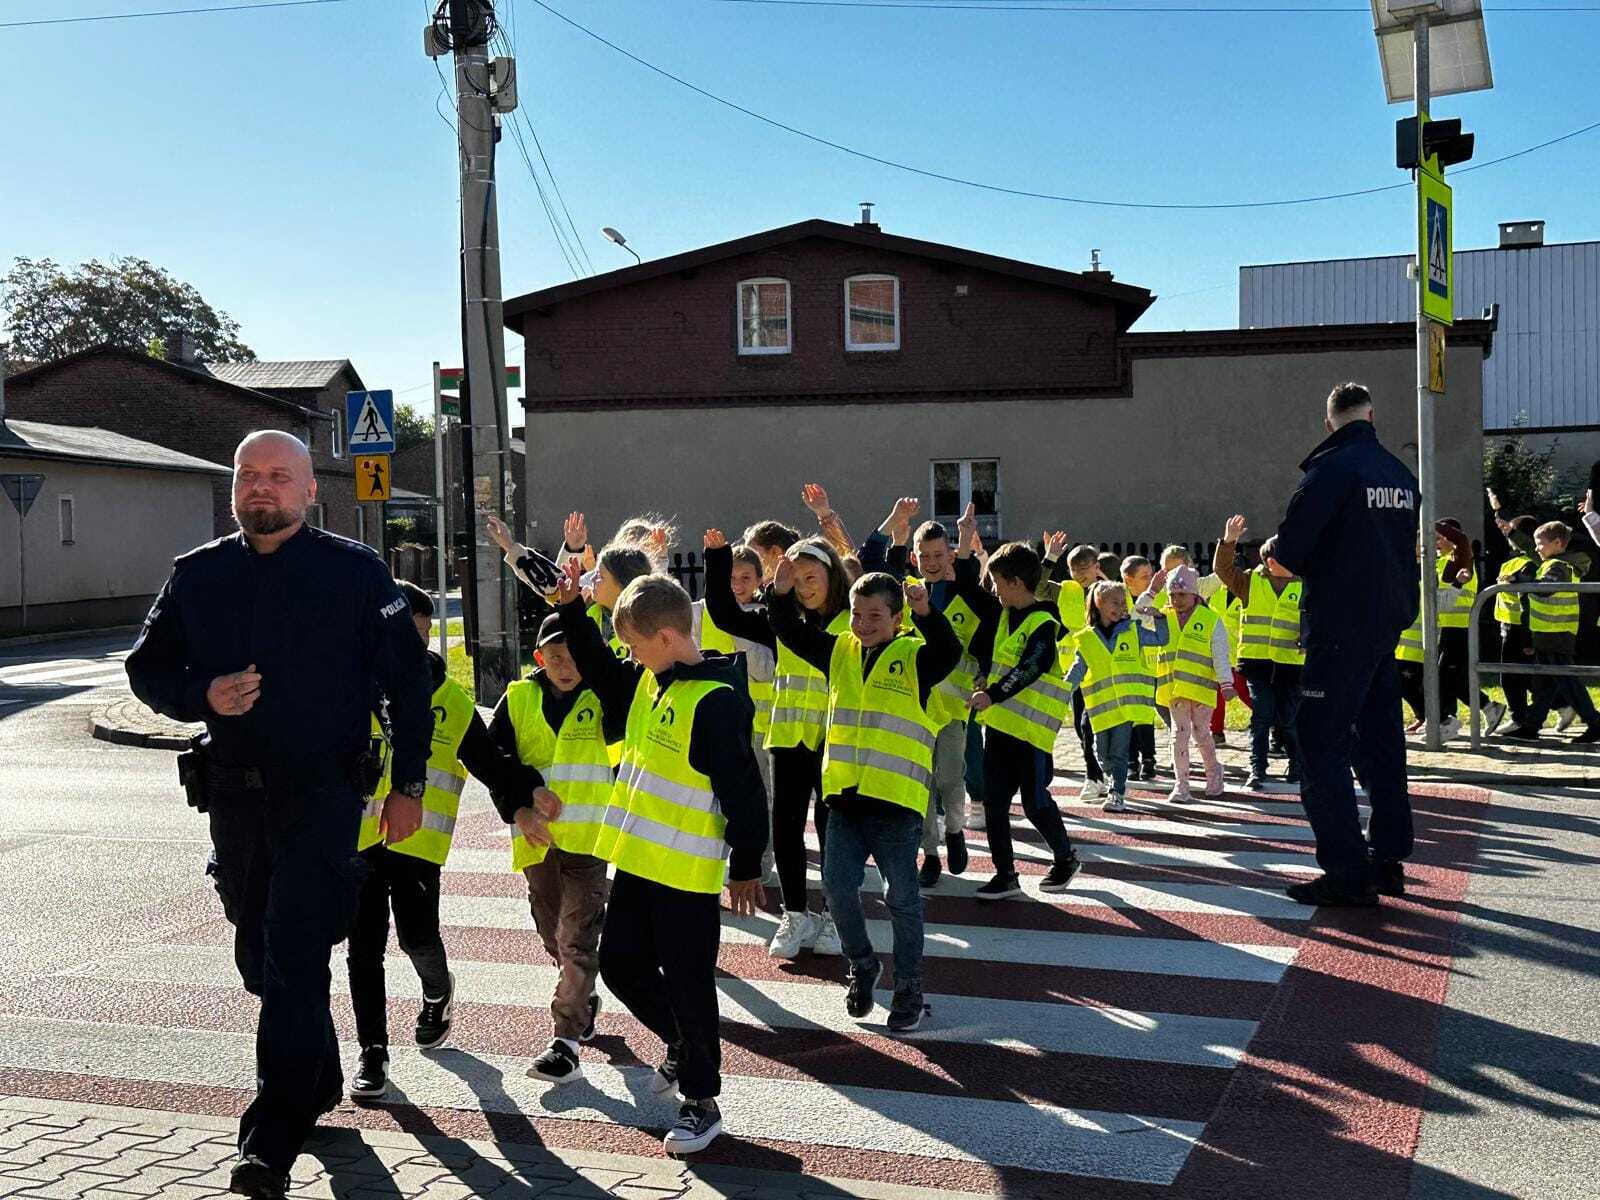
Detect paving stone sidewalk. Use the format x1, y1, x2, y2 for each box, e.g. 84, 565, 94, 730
0, 1097, 954, 1200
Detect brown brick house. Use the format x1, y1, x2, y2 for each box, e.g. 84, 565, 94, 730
504, 215, 1494, 552
3, 345, 377, 547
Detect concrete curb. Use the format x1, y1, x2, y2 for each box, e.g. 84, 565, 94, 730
90, 716, 190, 751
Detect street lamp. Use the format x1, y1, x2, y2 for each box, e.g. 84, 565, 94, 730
601, 226, 641, 265
1369, 0, 1492, 751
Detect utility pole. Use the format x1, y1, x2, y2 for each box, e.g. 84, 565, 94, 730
1412, 17, 1443, 751
429, 1, 520, 701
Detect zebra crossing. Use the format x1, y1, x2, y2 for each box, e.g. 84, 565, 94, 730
0, 770, 1403, 1197
0, 643, 132, 708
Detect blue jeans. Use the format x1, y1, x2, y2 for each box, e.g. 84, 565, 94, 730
964, 719, 986, 808
821, 802, 924, 993
1239, 659, 1302, 779
1094, 723, 1133, 795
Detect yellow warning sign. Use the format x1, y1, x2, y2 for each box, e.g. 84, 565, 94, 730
355, 454, 391, 502
1428, 321, 1447, 395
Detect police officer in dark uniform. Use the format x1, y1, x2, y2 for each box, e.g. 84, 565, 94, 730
126, 430, 433, 1198
1273, 382, 1420, 908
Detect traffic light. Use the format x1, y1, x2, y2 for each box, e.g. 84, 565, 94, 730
1396, 116, 1475, 172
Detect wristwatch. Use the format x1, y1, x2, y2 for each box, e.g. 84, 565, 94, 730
398, 780, 425, 800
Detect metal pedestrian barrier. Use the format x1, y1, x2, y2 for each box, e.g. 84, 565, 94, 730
1466, 581, 1600, 751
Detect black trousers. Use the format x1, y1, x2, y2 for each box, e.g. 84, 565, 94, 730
1398, 661, 1425, 722
770, 744, 826, 912
1498, 625, 1534, 721
1130, 722, 1156, 770
1439, 626, 1488, 714
206, 778, 367, 1174
1296, 640, 1411, 887
1523, 645, 1600, 727
1072, 689, 1103, 783
346, 844, 451, 1049
599, 871, 723, 1101
982, 728, 1072, 875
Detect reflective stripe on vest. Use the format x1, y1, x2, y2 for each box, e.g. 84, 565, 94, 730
766, 610, 851, 751
358, 678, 477, 864
822, 635, 939, 814
1238, 570, 1298, 664
1209, 587, 1242, 653
1074, 624, 1156, 734
1156, 606, 1221, 707
592, 675, 730, 894
1437, 555, 1478, 630
979, 609, 1069, 752
1494, 557, 1533, 625
1528, 558, 1582, 635
504, 678, 613, 871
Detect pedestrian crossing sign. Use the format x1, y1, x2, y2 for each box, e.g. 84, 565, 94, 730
355, 454, 391, 502
346, 390, 396, 454
1418, 169, 1453, 326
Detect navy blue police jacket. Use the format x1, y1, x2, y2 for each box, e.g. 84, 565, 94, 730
1273, 420, 1421, 652
125, 523, 434, 790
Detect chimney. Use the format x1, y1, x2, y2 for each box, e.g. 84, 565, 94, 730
855, 201, 879, 232
1499, 220, 1544, 249
165, 330, 199, 366
1083, 247, 1115, 283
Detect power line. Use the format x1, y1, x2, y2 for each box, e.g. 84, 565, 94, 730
710, 0, 1600, 10
505, 109, 586, 278
0, 0, 350, 29
528, 0, 1600, 210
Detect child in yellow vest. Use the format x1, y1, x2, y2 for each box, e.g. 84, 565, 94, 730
767, 566, 960, 1031
1155, 567, 1234, 802
346, 583, 538, 1101
550, 566, 769, 1154
485, 613, 613, 1086
1060, 579, 1173, 812
1037, 541, 1110, 802
1120, 555, 1161, 782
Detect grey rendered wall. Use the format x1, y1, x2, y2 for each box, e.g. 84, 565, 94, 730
520, 343, 1484, 562
0, 460, 218, 616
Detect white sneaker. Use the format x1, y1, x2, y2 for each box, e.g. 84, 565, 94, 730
966, 807, 986, 831
768, 910, 815, 959
1556, 706, 1578, 732
1102, 792, 1128, 813
1078, 779, 1108, 802
1166, 786, 1193, 805
1439, 715, 1462, 741
1481, 700, 1507, 737
809, 912, 842, 956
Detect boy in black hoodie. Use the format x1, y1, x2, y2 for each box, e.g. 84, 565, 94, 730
345, 582, 539, 1100
552, 563, 769, 1155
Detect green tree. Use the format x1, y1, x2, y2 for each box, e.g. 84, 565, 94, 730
1, 255, 254, 364
392, 403, 434, 454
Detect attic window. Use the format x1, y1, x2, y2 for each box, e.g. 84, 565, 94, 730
738, 278, 791, 355
846, 274, 899, 351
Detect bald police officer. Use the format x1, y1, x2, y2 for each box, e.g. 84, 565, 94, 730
127, 430, 433, 1198
1273, 383, 1420, 907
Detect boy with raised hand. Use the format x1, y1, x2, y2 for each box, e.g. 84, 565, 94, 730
767, 561, 960, 1031
485, 613, 613, 1087
1497, 520, 1600, 742
1036, 537, 1109, 802
550, 561, 770, 1155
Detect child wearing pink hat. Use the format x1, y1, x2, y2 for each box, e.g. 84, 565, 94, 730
1157, 566, 1234, 802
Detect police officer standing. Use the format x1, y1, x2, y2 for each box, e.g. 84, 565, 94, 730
127, 430, 433, 1198
1273, 383, 1420, 907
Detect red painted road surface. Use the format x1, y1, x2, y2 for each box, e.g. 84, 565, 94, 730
0, 783, 1488, 1198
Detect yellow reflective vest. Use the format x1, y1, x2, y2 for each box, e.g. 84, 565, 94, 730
1528, 557, 1582, 636
504, 677, 612, 871
768, 610, 851, 751
822, 634, 938, 815
1238, 569, 1304, 667
979, 609, 1072, 752
700, 603, 774, 739
1437, 554, 1478, 630
1155, 606, 1221, 708
359, 678, 476, 865
595, 674, 731, 894
1494, 556, 1533, 626
902, 575, 981, 727
1075, 623, 1157, 734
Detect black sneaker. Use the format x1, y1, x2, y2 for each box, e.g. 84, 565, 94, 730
1373, 861, 1406, 898
974, 872, 1023, 901
651, 1046, 681, 1095
886, 989, 928, 1033
1286, 873, 1379, 908
945, 830, 969, 875
918, 853, 942, 892
845, 956, 883, 1019
229, 1154, 288, 1199
349, 1045, 388, 1100
1575, 724, 1600, 744
1139, 760, 1158, 782
527, 1039, 583, 1084
580, 992, 602, 1042
1245, 772, 1268, 790
416, 972, 455, 1050
1500, 724, 1541, 742
1040, 854, 1081, 893
662, 1099, 722, 1154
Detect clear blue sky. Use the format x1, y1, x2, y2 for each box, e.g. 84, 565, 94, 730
2, 0, 1596, 420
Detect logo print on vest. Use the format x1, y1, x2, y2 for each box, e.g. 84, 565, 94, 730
887, 659, 905, 676
952, 613, 965, 625
658, 707, 677, 726
575, 706, 595, 724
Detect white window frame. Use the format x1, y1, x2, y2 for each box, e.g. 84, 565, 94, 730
331, 408, 345, 459
737, 277, 792, 356
930, 458, 1001, 540
58, 495, 75, 545
844, 273, 901, 352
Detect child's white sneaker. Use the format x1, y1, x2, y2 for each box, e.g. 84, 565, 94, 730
1078, 779, 1108, 802
1556, 706, 1578, 732
1101, 792, 1128, 813
808, 912, 841, 956
768, 910, 816, 959
1166, 786, 1193, 805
